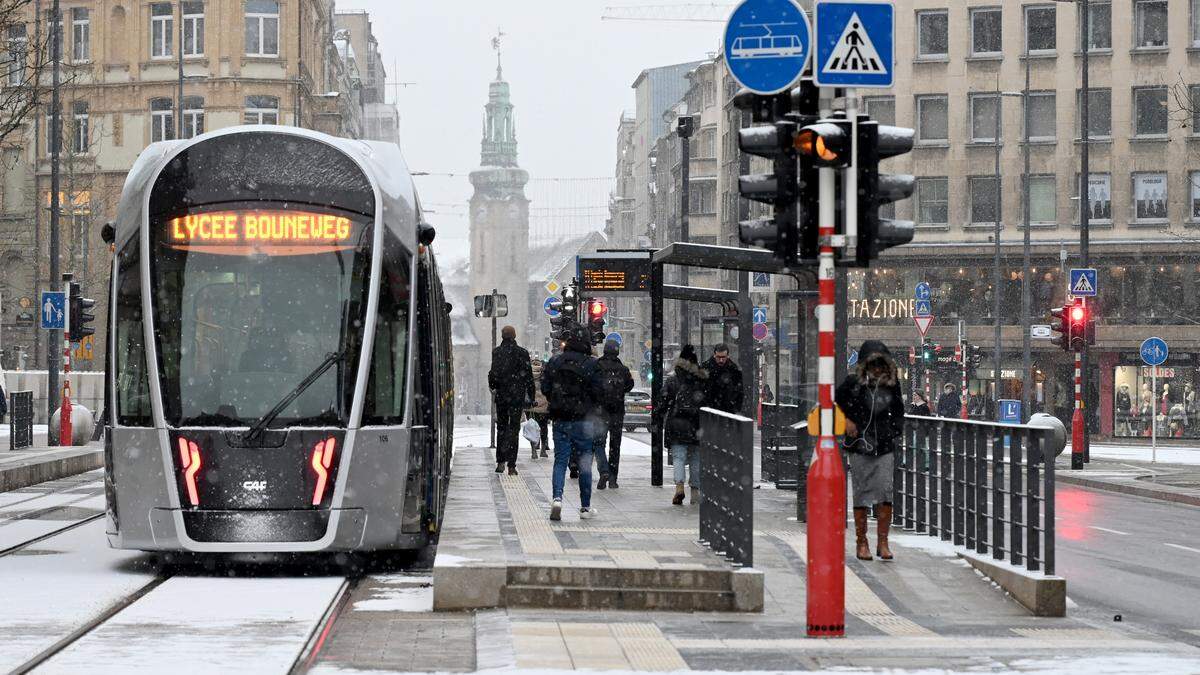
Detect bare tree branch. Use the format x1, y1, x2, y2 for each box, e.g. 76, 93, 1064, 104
0, 0, 53, 147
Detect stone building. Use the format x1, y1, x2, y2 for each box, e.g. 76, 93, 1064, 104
334, 9, 399, 144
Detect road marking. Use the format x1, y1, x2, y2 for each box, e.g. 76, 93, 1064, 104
1087, 526, 1130, 536
1165, 543, 1200, 555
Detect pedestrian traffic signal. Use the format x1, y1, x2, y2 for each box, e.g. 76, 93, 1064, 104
921, 342, 937, 364
67, 281, 95, 343
855, 120, 915, 266
737, 119, 800, 263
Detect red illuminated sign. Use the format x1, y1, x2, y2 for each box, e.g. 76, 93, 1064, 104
165, 210, 358, 255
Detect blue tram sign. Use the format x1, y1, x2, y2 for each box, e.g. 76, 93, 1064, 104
723, 0, 812, 95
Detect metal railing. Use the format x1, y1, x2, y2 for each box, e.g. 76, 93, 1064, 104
760, 403, 804, 488
698, 408, 754, 568
9, 391, 33, 450
896, 415, 1055, 575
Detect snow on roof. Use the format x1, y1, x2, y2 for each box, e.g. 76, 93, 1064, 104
527, 231, 608, 282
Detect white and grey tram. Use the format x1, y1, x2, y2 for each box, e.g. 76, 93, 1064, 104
102, 126, 454, 553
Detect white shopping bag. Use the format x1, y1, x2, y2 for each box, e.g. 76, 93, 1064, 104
521, 418, 540, 444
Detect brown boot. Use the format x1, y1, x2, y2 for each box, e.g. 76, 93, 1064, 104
876, 503, 894, 561
853, 507, 873, 561
672, 483, 685, 505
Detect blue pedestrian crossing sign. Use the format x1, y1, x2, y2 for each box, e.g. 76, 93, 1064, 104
1141, 337, 1168, 367
914, 300, 932, 317
752, 306, 769, 324
813, 0, 895, 88
40, 291, 65, 330
723, 0, 812, 95
1069, 268, 1098, 297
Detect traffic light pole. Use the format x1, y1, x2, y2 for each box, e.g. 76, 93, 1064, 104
48, 0, 62, 434
1072, 347, 1084, 469
490, 288, 498, 450
60, 273, 72, 446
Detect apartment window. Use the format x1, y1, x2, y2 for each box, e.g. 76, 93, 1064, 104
150, 97, 174, 142
916, 10, 948, 58
1135, 0, 1168, 48
6, 24, 27, 86
45, 104, 60, 155
697, 128, 716, 159
1078, 173, 1113, 222
71, 101, 88, 153
1193, 0, 1200, 47
1025, 5, 1056, 54
182, 96, 204, 139
916, 177, 948, 227
1080, 1, 1112, 51
1077, 88, 1111, 138
689, 181, 716, 215
970, 177, 1000, 225
969, 93, 999, 143
245, 0, 280, 57
970, 7, 1002, 56
45, 9, 63, 62
71, 8, 89, 62
183, 1, 205, 57
1190, 172, 1200, 220
1133, 87, 1168, 137
1133, 173, 1168, 222
864, 96, 895, 126
1190, 85, 1200, 134
244, 95, 279, 125
916, 95, 949, 143
1026, 92, 1056, 141
1024, 175, 1056, 225
150, 3, 173, 59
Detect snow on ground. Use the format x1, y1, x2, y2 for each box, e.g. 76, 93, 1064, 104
352, 575, 433, 612
1074, 443, 1200, 465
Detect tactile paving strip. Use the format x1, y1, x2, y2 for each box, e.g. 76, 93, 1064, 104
498, 474, 563, 556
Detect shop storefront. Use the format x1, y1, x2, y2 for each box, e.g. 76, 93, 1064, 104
1109, 353, 1199, 439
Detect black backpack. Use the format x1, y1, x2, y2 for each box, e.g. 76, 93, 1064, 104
598, 361, 628, 410
547, 356, 591, 420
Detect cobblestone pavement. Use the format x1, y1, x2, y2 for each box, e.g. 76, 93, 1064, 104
311, 419, 1200, 673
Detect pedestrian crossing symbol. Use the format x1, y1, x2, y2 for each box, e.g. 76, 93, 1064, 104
1069, 268, 1098, 297
814, 1, 895, 88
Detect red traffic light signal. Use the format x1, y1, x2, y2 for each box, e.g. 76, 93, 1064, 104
1070, 305, 1085, 323
588, 300, 607, 318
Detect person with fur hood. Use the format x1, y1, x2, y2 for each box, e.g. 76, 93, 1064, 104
662, 345, 708, 506
835, 340, 905, 561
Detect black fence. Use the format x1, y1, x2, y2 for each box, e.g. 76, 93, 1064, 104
760, 403, 805, 489
698, 408, 754, 568
9, 391, 33, 450
896, 415, 1056, 575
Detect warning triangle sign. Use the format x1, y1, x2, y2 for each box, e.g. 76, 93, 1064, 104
914, 315, 934, 336
1072, 274, 1095, 294
822, 12, 886, 74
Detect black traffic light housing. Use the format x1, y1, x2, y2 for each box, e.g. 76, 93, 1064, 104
67, 281, 95, 343
1049, 299, 1093, 351
736, 119, 800, 263
856, 120, 915, 266
921, 341, 937, 364
586, 299, 607, 346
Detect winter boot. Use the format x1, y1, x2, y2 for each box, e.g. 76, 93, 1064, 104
597, 474, 608, 490
508, 466, 519, 476
531, 444, 539, 460
672, 483, 685, 505
876, 503, 894, 561
854, 507, 873, 561
540, 447, 548, 458
690, 487, 701, 505
495, 462, 504, 474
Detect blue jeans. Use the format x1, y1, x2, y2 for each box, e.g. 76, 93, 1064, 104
552, 420, 594, 508
671, 443, 700, 488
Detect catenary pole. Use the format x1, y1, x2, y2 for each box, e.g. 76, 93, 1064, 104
1021, 39, 1032, 423
992, 79, 1003, 420
48, 0, 61, 433
678, 116, 693, 346
1079, 0, 1091, 463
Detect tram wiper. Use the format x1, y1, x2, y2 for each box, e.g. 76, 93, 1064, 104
243, 349, 347, 443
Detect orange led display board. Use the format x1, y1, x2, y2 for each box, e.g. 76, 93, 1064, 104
165, 210, 360, 255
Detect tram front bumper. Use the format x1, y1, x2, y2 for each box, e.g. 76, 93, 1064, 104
113, 507, 370, 553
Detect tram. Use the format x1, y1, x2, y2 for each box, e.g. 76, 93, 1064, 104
101, 126, 454, 553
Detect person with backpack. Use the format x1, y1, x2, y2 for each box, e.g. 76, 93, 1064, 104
593, 340, 634, 489
488, 326, 535, 476
663, 345, 708, 506
541, 325, 603, 521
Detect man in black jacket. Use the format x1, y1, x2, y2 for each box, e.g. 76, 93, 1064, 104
703, 344, 744, 415
593, 340, 634, 489
542, 325, 603, 521
488, 326, 535, 476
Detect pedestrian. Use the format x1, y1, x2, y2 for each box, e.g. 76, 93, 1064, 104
836, 340, 905, 562
663, 345, 708, 506
936, 383, 961, 419
541, 325, 603, 521
908, 391, 931, 416
526, 357, 550, 458
703, 343, 744, 415
593, 340, 634, 490
487, 326, 535, 476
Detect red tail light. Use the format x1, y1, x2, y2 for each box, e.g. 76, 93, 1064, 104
311, 437, 337, 506
176, 437, 202, 506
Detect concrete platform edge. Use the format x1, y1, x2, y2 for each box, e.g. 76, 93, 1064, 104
959, 550, 1066, 617
1055, 472, 1200, 508
0, 449, 103, 493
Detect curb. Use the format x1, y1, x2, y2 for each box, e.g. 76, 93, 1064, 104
1055, 473, 1200, 508
959, 551, 1066, 617
0, 449, 104, 493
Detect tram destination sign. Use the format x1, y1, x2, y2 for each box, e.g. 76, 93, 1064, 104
578, 252, 652, 295
164, 209, 362, 255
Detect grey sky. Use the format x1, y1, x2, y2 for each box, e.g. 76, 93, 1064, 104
338, 1, 721, 266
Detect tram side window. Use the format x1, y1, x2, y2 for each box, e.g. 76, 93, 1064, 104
115, 241, 152, 426
363, 233, 410, 425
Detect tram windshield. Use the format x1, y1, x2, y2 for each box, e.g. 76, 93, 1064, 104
150, 204, 386, 428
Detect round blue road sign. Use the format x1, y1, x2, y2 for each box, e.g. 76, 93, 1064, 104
606, 332, 622, 346
914, 282, 931, 301
1141, 337, 1168, 367
543, 296, 560, 317
723, 0, 812, 95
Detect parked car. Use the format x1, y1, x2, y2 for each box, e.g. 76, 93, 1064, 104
623, 390, 651, 431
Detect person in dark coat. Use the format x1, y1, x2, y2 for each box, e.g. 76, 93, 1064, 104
702, 344, 743, 415
663, 345, 708, 506
593, 340, 634, 489
836, 340, 905, 562
936, 383, 962, 419
488, 326, 535, 476
909, 391, 931, 416
541, 325, 603, 521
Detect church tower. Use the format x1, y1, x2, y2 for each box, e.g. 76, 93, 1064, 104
469, 39, 530, 357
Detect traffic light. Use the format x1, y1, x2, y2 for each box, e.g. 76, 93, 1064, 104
1049, 299, 1092, 351
967, 344, 985, 368
586, 299, 607, 345
549, 286, 579, 343
737, 119, 800, 262
855, 120, 916, 266
921, 341, 936, 364
67, 281, 95, 343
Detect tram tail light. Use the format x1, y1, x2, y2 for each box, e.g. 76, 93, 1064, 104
176, 437, 202, 507
311, 437, 337, 506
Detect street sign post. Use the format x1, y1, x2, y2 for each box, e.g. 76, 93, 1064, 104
1069, 268, 1098, 297
752, 323, 770, 342
752, 306, 769, 324
813, 0, 895, 88
40, 291, 65, 330
1141, 337, 1168, 463
723, 0, 812, 95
